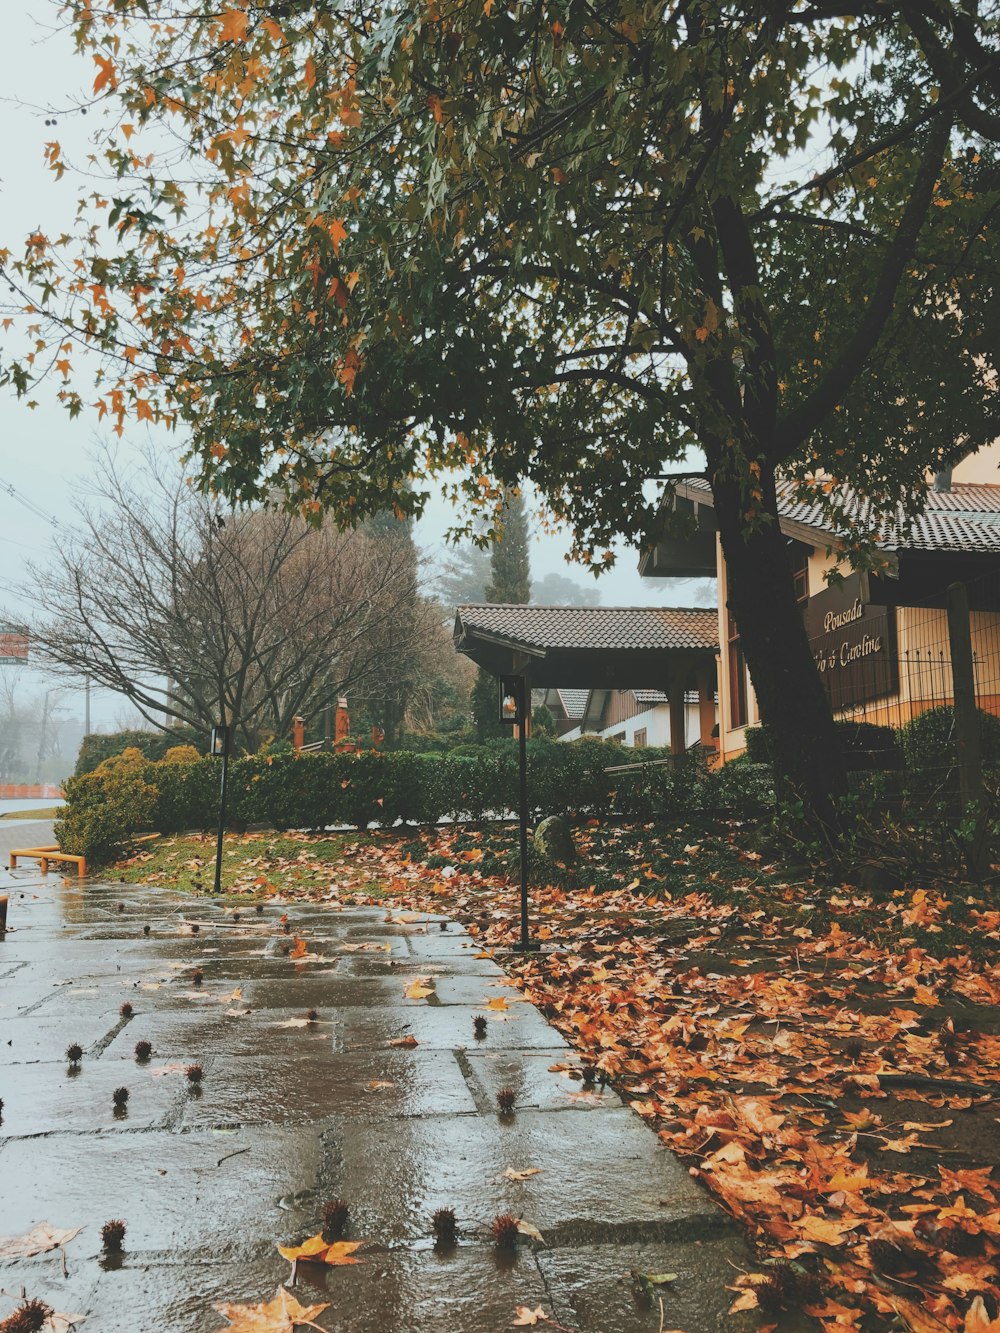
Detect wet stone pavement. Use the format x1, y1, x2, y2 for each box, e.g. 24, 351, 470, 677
0, 824, 758, 1332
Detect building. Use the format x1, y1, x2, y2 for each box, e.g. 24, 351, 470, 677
453, 604, 719, 759
641, 444, 1000, 762
542, 686, 703, 750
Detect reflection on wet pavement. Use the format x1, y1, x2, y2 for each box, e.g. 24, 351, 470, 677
0, 839, 756, 1332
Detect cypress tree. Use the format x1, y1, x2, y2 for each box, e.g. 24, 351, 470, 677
473, 487, 532, 739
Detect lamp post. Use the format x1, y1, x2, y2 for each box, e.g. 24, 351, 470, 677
210, 723, 230, 896
499, 675, 540, 953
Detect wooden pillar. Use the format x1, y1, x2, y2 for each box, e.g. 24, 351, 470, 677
697, 662, 716, 750
292, 716, 305, 753
668, 674, 686, 760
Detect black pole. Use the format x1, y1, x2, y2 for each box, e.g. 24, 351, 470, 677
512, 675, 539, 952
213, 734, 231, 895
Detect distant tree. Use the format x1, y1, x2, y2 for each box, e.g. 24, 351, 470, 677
435, 544, 491, 608
473, 487, 532, 739
485, 489, 532, 604
533, 572, 601, 608
27, 454, 424, 753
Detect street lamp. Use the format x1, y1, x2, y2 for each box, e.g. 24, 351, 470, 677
210, 723, 230, 895
498, 676, 539, 953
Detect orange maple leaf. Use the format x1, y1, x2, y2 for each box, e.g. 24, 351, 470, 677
276, 1233, 365, 1266
219, 8, 249, 41
213, 1286, 329, 1331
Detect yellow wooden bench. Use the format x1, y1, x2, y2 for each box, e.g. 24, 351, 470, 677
9, 846, 87, 877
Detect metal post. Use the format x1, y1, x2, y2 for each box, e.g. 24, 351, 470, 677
946, 581, 990, 879
512, 675, 540, 953
213, 732, 231, 896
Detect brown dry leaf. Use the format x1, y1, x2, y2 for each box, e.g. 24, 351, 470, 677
504, 1168, 542, 1181
151, 1062, 190, 1077
0, 1223, 81, 1259
45, 1315, 86, 1333
275, 1018, 311, 1028
964, 1296, 1000, 1331
891, 1298, 954, 1332
486, 997, 509, 1011
512, 1308, 548, 1327
797, 1214, 861, 1246
289, 938, 308, 959
515, 1219, 546, 1244
213, 1287, 330, 1331
404, 979, 434, 1000
388, 1034, 419, 1048
276, 1234, 365, 1266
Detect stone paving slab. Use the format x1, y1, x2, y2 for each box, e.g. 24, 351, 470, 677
0, 866, 758, 1331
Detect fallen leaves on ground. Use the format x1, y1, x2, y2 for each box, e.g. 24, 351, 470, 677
387, 1034, 418, 1048
404, 978, 434, 1000
0, 1223, 81, 1259
212, 1288, 329, 1332
276, 1234, 365, 1266
125, 820, 1000, 1329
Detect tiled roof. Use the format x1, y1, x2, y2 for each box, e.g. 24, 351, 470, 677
455, 604, 719, 651
556, 688, 590, 719
677, 478, 1000, 554
632, 689, 669, 705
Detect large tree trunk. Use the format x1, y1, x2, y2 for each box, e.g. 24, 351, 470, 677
712, 471, 847, 834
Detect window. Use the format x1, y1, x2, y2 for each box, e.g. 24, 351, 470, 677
611, 730, 626, 744
727, 608, 748, 729
633, 728, 647, 748
790, 545, 810, 605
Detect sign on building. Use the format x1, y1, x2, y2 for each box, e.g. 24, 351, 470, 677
805, 577, 897, 709
0, 625, 28, 665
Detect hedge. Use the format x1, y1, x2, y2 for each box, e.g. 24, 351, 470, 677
56, 739, 775, 863
744, 719, 901, 770
75, 727, 206, 776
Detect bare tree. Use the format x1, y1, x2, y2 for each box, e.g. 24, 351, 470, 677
27, 453, 425, 752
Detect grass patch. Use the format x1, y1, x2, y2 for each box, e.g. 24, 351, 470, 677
0, 806, 62, 820
117, 829, 388, 899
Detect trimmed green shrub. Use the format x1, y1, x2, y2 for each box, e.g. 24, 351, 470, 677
56, 768, 159, 865
56, 736, 778, 857
900, 705, 1000, 775
75, 727, 205, 776
745, 720, 900, 770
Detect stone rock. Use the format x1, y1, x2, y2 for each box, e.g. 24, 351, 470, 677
534, 814, 576, 865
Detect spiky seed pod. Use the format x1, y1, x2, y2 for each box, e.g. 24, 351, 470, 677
842, 1037, 864, 1061
116, 902, 125, 913
753, 1264, 823, 1314
65, 1043, 83, 1065
322, 1199, 349, 1241
190, 923, 200, 934
432, 1207, 457, 1245
279, 941, 291, 956
185, 1064, 203, 1084
439, 921, 447, 932
191, 969, 203, 986
282, 922, 292, 934
112, 1086, 129, 1108
580, 1065, 597, 1084
232, 912, 240, 922
869, 1239, 920, 1276
496, 1088, 516, 1114
255, 903, 264, 914
134, 1040, 152, 1062
934, 1225, 984, 1257
491, 1214, 519, 1249
473, 1016, 487, 1039
119, 1002, 133, 1019
0, 1297, 53, 1333
306, 1009, 318, 1022
142, 924, 151, 936
101, 1219, 126, 1252
0, 1097, 4, 1120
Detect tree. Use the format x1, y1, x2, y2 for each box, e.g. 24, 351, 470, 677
533, 572, 601, 608
26, 453, 426, 752
485, 488, 532, 604
474, 487, 533, 738
6, 4, 1000, 828
435, 545, 492, 608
